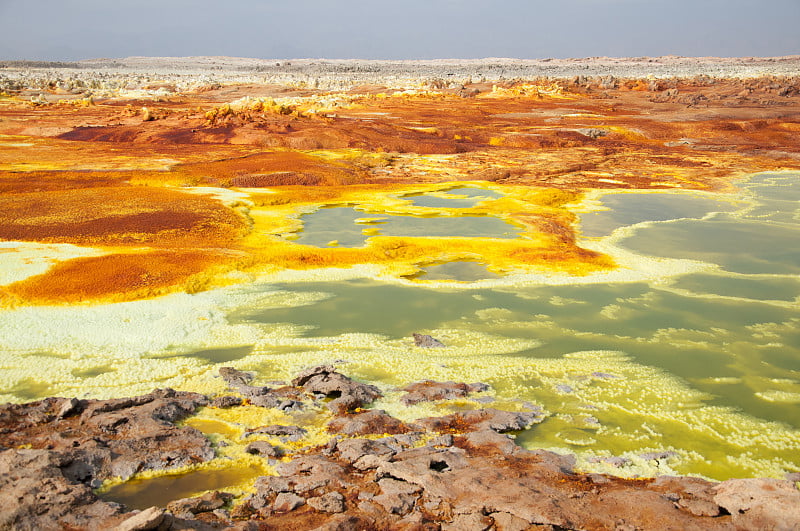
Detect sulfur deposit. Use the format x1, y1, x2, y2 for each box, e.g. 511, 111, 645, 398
1, 56, 800, 528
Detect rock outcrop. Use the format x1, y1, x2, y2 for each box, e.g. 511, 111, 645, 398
1, 367, 799, 530
0, 389, 214, 530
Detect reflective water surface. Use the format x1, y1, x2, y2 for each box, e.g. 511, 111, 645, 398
1, 172, 798, 486
292, 206, 521, 247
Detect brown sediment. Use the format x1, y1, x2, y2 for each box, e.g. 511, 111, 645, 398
1, 74, 799, 304
1, 367, 798, 530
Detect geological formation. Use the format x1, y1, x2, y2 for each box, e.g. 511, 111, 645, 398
2, 365, 799, 530
1, 59, 800, 304
1, 57, 800, 529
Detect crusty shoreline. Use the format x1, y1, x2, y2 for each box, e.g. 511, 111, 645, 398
2, 365, 798, 530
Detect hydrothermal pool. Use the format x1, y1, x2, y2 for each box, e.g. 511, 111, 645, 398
291, 205, 522, 248
0, 173, 798, 485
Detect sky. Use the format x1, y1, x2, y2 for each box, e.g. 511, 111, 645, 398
0, 0, 798, 61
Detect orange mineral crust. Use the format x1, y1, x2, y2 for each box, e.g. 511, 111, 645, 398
0, 186, 246, 247
2, 250, 233, 305
1, 74, 799, 304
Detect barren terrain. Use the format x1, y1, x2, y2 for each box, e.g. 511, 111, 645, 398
1, 57, 799, 530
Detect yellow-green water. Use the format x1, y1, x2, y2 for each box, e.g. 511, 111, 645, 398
292, 205, 522, 247
0, 172, 798, 485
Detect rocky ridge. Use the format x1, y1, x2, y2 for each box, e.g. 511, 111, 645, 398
0, 365, 798, 530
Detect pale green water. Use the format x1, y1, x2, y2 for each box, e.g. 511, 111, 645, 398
410, 260, 501, 281
405, 186, 504, 208
579, 192, 740, 238
292, 206, 521, 247
1, 172, 798, 482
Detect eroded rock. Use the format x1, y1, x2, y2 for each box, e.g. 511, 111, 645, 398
412, 333, 446, 348
115, 506, 171, 531
273, 492, 305, 513
3, 370, 799, 531
713, 478, 800, 528
245, 441, 284, 458
291, 365, 381, 415
414, 407, 543, 433
245, 424, 307, 442
400, 380, 489, 405
307, 492, 346, 514
166, 490, 234, 517
218, 366, 254, 387
327, 409, 410, 435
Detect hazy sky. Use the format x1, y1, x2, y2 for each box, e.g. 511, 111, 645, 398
1, 0, 798, 60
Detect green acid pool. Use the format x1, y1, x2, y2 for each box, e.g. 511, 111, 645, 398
0, 172, 798, 485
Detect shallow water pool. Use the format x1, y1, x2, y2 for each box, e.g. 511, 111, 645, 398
291, 206, 521, 247
0, 175, 798, 483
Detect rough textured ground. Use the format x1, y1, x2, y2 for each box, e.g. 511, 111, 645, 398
1, 58, 799, 305
1, 58, 800, 529
0, 366, 798, 530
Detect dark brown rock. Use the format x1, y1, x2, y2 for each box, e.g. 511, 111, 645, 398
273, 492, 305, 512
335, 437, 397, 463
218, 366, 254, 387
0, 449, 123, 530
327, 409, 409, 436
56, 397, 84, 419
374, 478, 421, 515
210, 395, 242, 408
115, 506, 172, 531
247, 392, 303, 411
166, 490, 233, 517
245, 424, 307, 442
412, 333, 445, 348
245, 441, 284, 458
275, 455, 353, 493
400, 380, 489, 405
460, 429, 519, 455
307, 491, 346, 513
291, 365, 381, 414
0, 390, 216, 530
413, 407, 543, 433
0, 389, 213, 483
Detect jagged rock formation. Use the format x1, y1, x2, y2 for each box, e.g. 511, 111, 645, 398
1, 367, 798, 529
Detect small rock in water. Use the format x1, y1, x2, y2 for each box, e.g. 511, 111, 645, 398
218, 367, 254, 387
588, 456, 632, 468
400, 380, 489, 405
245, 441, 284, 458
291, 365, 381, 415
210, 396, 242, 408
327, 410, 409, 436
412, 333, 445, 348
245, 424, 307, 442
640, 450, 678, 461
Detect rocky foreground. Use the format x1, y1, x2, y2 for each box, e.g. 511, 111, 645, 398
1, 365, 798, 530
